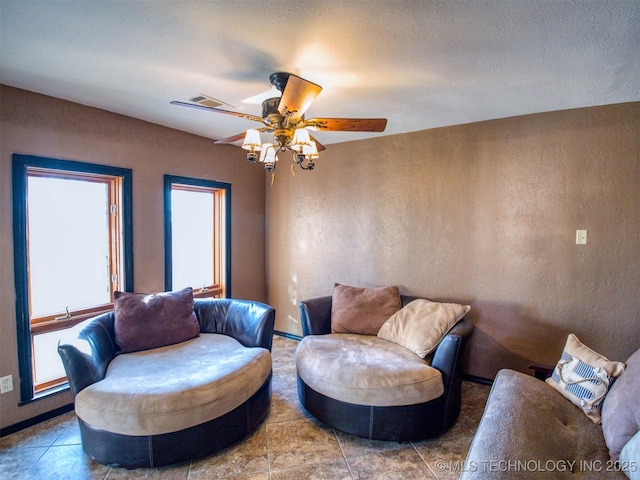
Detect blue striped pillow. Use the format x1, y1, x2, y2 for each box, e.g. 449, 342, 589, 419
546, 334, 625, 423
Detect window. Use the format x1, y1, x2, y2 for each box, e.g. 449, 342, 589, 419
12, 154, 132, 401
164, 175, 230, 297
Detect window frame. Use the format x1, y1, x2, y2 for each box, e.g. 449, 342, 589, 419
163, 175, 231, 298
12, 154, 133, 403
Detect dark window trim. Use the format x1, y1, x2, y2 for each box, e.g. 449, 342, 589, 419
163, 175, 231, 297
12, 154, 133, 404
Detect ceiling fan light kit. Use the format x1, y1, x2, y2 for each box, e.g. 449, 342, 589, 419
258, 144, 278, 173
172, 72, 387, 177
242, 128, 262, 163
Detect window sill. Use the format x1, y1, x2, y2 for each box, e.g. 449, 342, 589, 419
31, 307, 113, 334
19, 383, 70, 407
193, 287, 224, 299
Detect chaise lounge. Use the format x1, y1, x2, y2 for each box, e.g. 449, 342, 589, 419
295, 284, 473, 442
58, 288, 275, 468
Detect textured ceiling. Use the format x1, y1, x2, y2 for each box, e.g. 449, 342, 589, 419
1, 0, 639, 147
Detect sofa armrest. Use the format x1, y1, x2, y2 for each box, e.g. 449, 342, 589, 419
431, 317, 474, 427
299, 296, 333, 336
432, 318, 474, 373
58, 312, 118, 398
194, 298, 276, 351
223, 300, 275, 351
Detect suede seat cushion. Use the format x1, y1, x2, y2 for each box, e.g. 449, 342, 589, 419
463, 369, 613, 479
602, 347, 640, 461
114, 287, 200, 353
296, 334, 443, 407
330, 284, 401, 335
75, 334, 271, 436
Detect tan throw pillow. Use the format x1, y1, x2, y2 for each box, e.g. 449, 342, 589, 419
377, 299, 470, 358
330, 283, 401, 335
114, 287, 200, 353
546, 334, 625, 424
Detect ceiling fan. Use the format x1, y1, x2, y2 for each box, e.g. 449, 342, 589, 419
171, 72, 387, 174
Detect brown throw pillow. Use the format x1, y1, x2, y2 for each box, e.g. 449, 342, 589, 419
331, 283, 401, 335
113, 287, 200, 353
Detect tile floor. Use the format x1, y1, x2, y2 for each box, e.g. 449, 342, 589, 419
0, 335, 491, 480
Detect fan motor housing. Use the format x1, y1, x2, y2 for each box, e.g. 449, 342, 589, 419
269, 72, 290, 92
262, 97, 281, 121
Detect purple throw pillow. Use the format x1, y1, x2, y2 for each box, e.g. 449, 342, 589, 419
602, 347, 640, 461
113, 287, 200, 353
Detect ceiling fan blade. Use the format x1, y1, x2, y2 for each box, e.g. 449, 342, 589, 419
215, 127, 270, 145
309, 134, 327, 152
214, 132, 248, 144
171, 100, 265, 124
278, 75, 322, 118
305, 117, 387, 132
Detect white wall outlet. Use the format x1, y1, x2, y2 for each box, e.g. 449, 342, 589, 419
576, 229, 587, 245
1, 374, 13, 394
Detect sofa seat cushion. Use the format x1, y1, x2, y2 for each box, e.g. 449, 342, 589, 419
462, 369, 616, 480
296, 334, 443, 407
75, 333, 271, 436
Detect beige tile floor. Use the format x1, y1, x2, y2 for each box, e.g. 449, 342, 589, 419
0, 335, 490, 479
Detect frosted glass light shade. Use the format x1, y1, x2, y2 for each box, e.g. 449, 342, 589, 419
242, 129, 262, 151
291, 128, 312, 153
258, 143, 273, 162
304, 141, 319, 159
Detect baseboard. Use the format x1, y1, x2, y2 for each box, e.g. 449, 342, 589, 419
463, 374, 493, 386
274, 330, 302, 341
0, 403, 74, 438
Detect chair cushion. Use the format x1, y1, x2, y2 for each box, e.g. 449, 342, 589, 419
296, 334, 443, 407
75, 333, 271, 436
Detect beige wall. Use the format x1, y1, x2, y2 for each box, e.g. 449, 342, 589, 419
0, 86, 267, 429
267, 102, 640, 380
2, 86, 638, 429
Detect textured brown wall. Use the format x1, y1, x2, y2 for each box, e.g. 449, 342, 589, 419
267, 102, 640, 380
0, 86, 267, 428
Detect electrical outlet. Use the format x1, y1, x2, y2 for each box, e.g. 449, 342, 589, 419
1, 375, 14, 394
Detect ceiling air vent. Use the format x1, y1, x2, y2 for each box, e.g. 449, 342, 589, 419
189, 94, 233, 109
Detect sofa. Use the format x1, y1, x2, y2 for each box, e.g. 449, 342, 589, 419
461, 344, 640, 480
296, 284, 473, 442
58, 290, 275, 468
